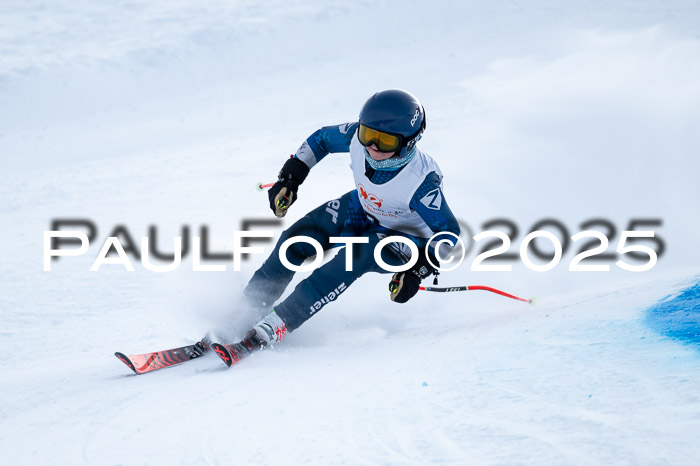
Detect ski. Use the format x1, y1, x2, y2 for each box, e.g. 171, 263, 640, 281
211, 325, 274, 368
115, 340, 210, 375
211, 342, 250, 368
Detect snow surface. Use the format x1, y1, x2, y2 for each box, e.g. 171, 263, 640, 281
1, 1, 700, 464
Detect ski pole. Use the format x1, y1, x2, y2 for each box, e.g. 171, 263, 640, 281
256, 181, 275, 191
420, 285, 535, 304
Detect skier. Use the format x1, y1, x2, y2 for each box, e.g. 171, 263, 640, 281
226, 89, 461, 359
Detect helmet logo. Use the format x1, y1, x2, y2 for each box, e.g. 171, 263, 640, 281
410, 108, 420, 126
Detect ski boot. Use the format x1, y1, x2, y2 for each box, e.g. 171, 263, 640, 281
212, 311, 287, 368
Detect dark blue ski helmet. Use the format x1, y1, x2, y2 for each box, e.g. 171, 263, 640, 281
359, 89, 426, 169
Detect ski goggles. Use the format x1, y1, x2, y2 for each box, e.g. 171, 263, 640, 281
358, 124, 403, 153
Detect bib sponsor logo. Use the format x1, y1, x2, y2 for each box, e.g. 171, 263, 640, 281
358, 183, 383, 208
368, 194, 382, 208
359, 184, 368, 199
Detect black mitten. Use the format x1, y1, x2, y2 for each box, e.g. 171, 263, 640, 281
389, 248, 437, 303
268, 157, 310, 217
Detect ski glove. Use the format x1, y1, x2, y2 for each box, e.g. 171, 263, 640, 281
389, 248, 438, 303
268, 157, 310, 217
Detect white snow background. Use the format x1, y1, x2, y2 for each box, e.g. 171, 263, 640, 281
1, 1, 699, 464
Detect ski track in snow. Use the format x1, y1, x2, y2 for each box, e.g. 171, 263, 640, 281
1, 0, 700, 464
